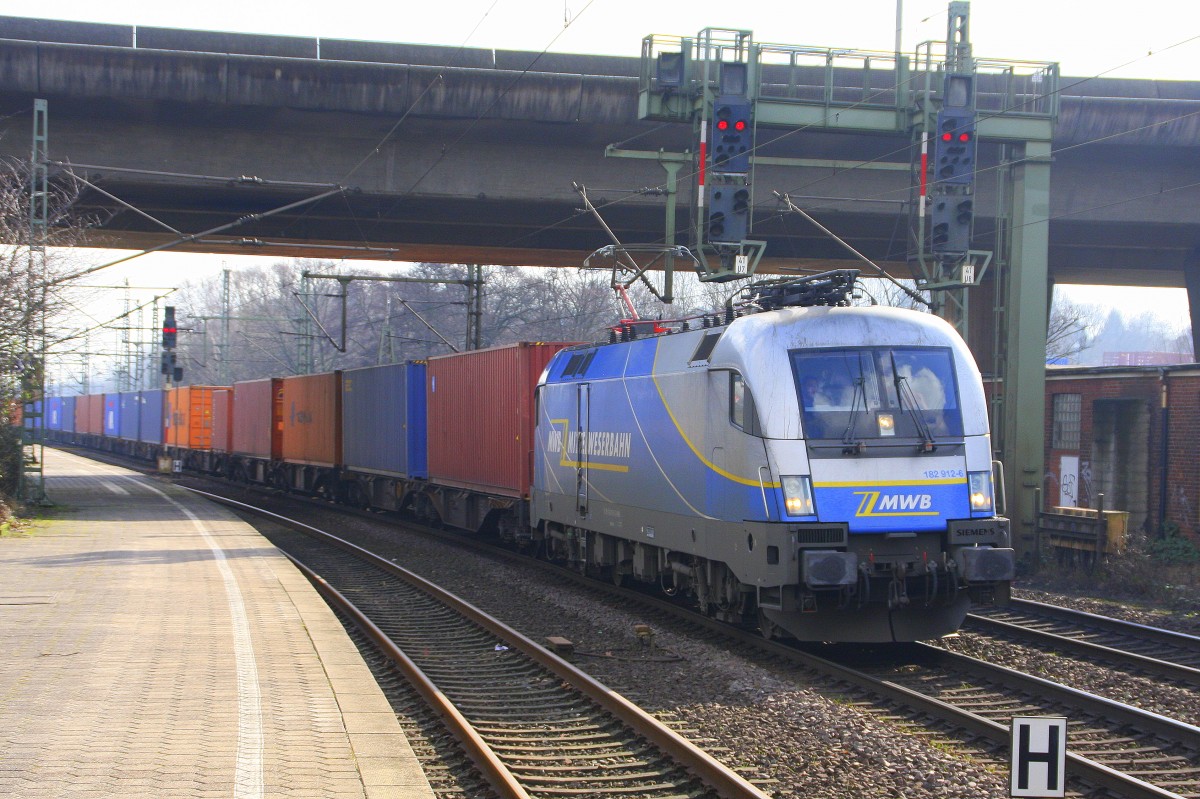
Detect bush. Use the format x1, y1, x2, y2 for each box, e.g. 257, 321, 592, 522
0, 422, 20, 506
1149, 523, 1200, 566
1026, 527, 1200, 611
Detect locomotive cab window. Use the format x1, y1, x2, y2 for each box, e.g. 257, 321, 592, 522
729, 373, 763, 437
691, 331, 723, 364
790, 347, 962, 440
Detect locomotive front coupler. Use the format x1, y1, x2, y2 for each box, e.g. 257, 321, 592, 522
887, 562, 910, 608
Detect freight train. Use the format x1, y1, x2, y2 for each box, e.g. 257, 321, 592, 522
39, 271, 1014, 642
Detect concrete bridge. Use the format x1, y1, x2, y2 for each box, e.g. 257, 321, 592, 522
1, 15, 1198, 295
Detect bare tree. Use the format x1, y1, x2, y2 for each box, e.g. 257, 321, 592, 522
1046, 294, 1100, 363
0, 158, 91, 503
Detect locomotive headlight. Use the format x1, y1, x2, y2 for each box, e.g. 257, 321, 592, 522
781, 475, 816, 516
969, 470, 994, 512
877, 413, 896, 437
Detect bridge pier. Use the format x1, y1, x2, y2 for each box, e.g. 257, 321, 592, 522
1184, 248, 1200, 362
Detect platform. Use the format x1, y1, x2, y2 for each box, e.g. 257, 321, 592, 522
0, 448, 436, 799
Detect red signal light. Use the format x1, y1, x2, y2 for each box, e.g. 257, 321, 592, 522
716, 119, 729, 131
163, 327, 177, 334
941, 132, 953, 141
959, 132, 971, 142
734, 119, 747, 131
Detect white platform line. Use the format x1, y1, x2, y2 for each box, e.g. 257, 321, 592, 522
139, 481, 264, 799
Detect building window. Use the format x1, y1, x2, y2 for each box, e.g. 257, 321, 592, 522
1051, 393, 1081, 450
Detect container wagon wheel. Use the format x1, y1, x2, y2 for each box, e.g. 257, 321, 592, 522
348, 482, 370, 510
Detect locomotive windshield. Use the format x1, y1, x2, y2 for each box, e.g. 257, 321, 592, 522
790, 347, 963, 441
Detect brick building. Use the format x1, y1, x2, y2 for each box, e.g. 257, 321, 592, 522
1038, 365, 1200, 537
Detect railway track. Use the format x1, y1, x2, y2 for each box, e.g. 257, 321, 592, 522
968, 599, 1200, 681
857, 644, 1200, 799
186, 488, 770, 799
189, 479, 1199, 799
590, 588, 1200, 799
71, 451, 1200, 799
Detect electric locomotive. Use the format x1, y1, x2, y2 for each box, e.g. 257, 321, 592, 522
532, 271, 1014, 643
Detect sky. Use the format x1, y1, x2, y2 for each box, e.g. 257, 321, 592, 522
7, 0, 1198, 350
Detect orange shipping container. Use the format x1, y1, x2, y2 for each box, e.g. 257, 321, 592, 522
165, 386, 227, 450
427, 342, 576, 498
280, 372, 341, 466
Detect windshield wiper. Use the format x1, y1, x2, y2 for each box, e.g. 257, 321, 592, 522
840, 353, 868, 455
891, 352, 937, 453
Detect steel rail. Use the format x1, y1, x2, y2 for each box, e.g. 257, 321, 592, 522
285, 554, 532, 799
1002, 598, 1200, 650
916, 643, 1200, 749
964, 613, 1200, 684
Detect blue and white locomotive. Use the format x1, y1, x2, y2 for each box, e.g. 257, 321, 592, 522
532, 272, 1014, 643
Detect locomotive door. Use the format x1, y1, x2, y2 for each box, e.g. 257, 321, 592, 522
576, 383, 590, 517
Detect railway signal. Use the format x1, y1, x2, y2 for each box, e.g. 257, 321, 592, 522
702, 93, 755, 261
933, 110, 977, 185
930, 196, 973, 256
706, 181, 750, 243
710, 101, 752, 173
162, 306, 178, 349
929, 71, 977, 258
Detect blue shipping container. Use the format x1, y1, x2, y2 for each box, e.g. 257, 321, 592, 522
61, 396, 76, 433
103, 395, 121, 438
137, 389, 164, 444
118, 392, 140, 441
341, 361, 427, 479
46, 397, 63, 431
23, 399, 42, 430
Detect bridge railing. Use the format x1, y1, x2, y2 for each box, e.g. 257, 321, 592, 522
914, 40, 1059, 119
755, 44, 905, 111
639, 32, 1058, 126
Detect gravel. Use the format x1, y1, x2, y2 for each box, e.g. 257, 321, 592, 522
309, 511, 1016, 799
246, 496, 1200, 798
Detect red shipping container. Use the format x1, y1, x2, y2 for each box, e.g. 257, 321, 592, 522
427, 342, 576, 498
77, 394, 103, 435
165, 386, 227, 449
231, 378, 281, 460
210, 388, 234, 453
280, 372, 341, 467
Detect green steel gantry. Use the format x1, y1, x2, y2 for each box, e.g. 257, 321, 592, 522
621, 3, 1058, 556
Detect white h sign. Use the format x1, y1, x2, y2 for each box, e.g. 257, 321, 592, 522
1011, 717, 1067, 797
